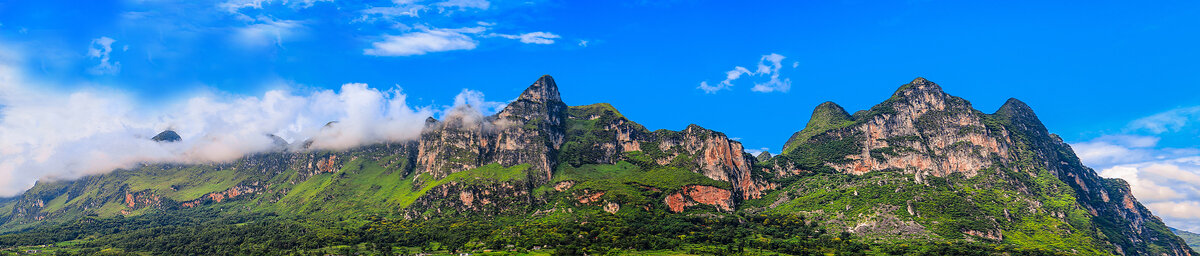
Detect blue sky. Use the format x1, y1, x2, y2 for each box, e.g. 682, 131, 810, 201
4, 0, 1200, 230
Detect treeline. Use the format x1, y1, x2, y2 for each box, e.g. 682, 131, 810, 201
0, 208, 1072, 255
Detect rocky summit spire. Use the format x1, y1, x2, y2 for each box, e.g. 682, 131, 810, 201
417, 75, 569, 185
516, 75, 561, 104
890, 77, 946, 100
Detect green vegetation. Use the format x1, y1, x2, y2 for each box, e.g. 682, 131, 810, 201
782, 102, 855, 155
0, 206, 1074, 256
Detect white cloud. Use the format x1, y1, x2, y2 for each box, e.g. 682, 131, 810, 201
750, 53, 791, 93
87, 37, 121, 75
492, 32, 561, 44
1099, 165, 1185, 201
219, 0, 333, 13
364, 28, 480, 56
1129, 106, 1200, 134
0, 75, 468, 196
361, 5, 428, 21
1072, 135, 1163, 168
578, 40, 588, 47
233, 17, 303, 48
0, 42, 524, 197
434, 0, 490, 10
792, 61, 799, 68
699, 53, 792, 94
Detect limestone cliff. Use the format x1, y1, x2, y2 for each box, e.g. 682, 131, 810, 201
560, 103, 768, 200
772, 78, 1192, 256
417, 75, 566, 184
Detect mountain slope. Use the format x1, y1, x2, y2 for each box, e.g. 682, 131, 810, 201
0, 76, 1191, 256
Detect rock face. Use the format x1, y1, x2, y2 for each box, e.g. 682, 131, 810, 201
783, 78, 1009, 177
417, 75, 567, 184
664, 185, 733, 213
560, 104, 767, 200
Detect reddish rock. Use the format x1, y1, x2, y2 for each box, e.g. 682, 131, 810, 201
664, 185, 733, 213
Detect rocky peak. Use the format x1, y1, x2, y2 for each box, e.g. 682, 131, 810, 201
884, 77, 957, 111
417, 75, 568, 184
895, 77, 942, 95
516, 75, 562, 104
497, 75, 566, 124
151, 130, 181, 142
784, 78, 1008, 177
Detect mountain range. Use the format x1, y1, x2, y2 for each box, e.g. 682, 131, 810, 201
0, 75, 1192, 255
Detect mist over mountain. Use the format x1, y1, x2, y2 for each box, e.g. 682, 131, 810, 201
0, 74, 515, 197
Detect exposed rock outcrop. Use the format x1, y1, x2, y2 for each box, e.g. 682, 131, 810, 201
776, 78, 1193, 256
664, 185, 733, 213
417, 75, 566, 184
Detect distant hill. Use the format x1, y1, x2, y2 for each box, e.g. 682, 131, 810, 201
1173, 227, 1200, 251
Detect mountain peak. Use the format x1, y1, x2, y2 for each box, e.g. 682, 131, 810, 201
781, 101, 854, 154
994, 98, 1047, 134
911, 77, 931, 84
803, 101, 853, 133
151, 130, 181, 142
892, 77, 944, 98
516, 75, 561, 104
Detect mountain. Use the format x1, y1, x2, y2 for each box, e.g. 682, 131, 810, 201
151, 130, 181, 142
0, 76, 1191, 255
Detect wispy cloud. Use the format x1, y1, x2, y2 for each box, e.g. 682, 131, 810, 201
434, 0, 490, 10
1128, 106, 1200, 134
750, 53, 790, 93
699, 53, 793, 94
219, 0, 333, 13
364, 27, 482, 56
87, 37, 120, 75
233, 16, 304, 48
491, 31, 561, 44
360, 5, 428, 21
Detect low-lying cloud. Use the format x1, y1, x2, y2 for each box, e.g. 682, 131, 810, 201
0, 61, 502, 197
